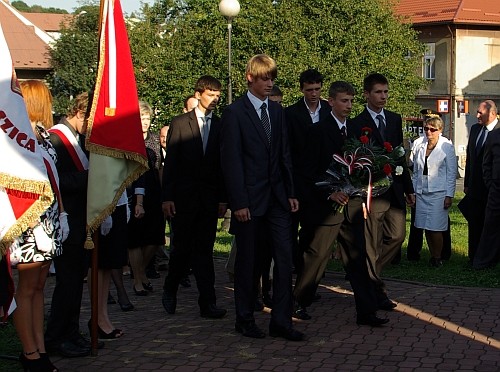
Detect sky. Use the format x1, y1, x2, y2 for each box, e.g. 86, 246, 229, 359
22, 0, 155, 15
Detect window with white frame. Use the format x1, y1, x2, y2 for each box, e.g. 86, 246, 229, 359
423, 43, 435, 80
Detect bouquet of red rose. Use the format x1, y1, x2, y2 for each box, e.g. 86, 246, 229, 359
316, 126, 406, 212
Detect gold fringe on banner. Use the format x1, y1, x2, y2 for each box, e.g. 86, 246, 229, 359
0, 175, 54, 255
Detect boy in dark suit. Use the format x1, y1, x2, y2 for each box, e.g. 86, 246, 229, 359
220, 54, 303, 341
161, 76, 227, 319
294, 81, 387, 326
352, 73, 415, 310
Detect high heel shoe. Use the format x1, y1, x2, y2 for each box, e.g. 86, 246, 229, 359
133, 285, 148, 296
19, 352, 45, 372
88, 319, 124, 340
39, 353, 58, 372
142, 281, 153, 291
118, 300, 135, 312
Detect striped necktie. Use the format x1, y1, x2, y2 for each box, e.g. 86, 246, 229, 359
260, 102, 271, 144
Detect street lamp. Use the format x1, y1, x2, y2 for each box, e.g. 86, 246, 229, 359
219, 0, 240, 104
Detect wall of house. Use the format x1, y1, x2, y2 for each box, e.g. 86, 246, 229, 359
413, 25, 500, 177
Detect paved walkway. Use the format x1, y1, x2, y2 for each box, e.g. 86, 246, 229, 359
42, 258, 500, 371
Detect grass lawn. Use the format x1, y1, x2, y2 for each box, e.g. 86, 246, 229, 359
215, 191, 500, 288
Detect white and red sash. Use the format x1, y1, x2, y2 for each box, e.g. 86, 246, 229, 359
49, 124, 89, 171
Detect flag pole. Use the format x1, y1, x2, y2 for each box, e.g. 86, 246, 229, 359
89, 0, 107, 357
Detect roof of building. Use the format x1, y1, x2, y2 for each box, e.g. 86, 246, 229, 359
21, 12, 71, 32
395, 0, 500, 26
0, 1, 53, 70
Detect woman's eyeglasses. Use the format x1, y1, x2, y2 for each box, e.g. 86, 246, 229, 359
423, 126, 439, 133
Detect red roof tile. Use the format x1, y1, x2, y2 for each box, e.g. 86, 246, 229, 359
0, 2, 52, 70
395, 0, 500, 25
21, 12, 72, 32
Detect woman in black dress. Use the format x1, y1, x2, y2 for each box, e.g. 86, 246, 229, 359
128, 101, 165, 295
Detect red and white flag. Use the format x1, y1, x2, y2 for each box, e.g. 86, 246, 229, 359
0, 21, 54, 254
85, 0, 147, 234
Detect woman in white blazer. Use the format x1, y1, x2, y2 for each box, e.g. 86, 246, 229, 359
410, 117, 457, 267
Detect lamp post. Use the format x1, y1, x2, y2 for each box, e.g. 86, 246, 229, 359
219, 0, 240, 104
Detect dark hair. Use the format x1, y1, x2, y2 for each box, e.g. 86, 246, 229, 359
328, 81, 355, 99
194, 75, 222, 94
363, 73, 389, 92
299, 69, 323, 89
270, 85, 283, 97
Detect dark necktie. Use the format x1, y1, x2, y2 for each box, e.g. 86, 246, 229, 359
260, 102, 271, 144
201, 116, 209, 153
376, 114, 386, 141
340, 126, 347, 140
475, 127, 486, 157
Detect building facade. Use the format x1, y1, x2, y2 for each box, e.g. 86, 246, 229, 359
396, 0, 500, 176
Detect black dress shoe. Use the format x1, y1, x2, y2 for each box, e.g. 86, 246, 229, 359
235, 322, 266, 338
378, 299, 397, 311
269, 324, 304, 341
56, 340, 90, 358
356, 313, 389, 327
293, 306, 312, 320
200, 304, 227, 319
179, 275, 191, 288
162, 291, 177, 314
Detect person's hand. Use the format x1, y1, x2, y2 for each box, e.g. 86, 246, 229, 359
162, 201, 176, 218
100, 215, 112, 236
234, 208, 251, 222
59, 212, 70, 242
135, 203, 145, 219
218, 203, 228, 218
406, 193, 416, 207
443, 196, 452, 209
329, 191, 349, 205
289, 198, 299, 212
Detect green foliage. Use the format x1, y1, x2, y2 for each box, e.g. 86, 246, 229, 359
48, 0, 426, 128
11, 1, 68, 13
127, 0, 426, 126
46, 6, 99, 115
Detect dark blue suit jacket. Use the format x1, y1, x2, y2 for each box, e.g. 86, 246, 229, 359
162, 110, 225, 215
220, 93, 295, 217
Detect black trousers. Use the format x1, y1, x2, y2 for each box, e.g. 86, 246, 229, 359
467, 197, 487, 261
45, 241, 89, 345
163, 208, 218, 308
232, 201, 294, 328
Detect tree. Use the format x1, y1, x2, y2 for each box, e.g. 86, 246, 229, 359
12, 1, 68, 13
48, 0, 425, 128
127, 0, 425, 126
46, 5, 99, 115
